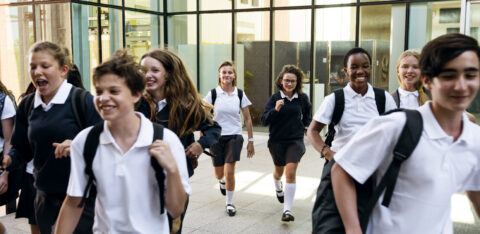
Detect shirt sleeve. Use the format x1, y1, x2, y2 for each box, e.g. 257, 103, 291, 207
203, 91, 212, 104
312, 93, 335, 125
196, 118, 221, 149
1, 96, 16, 120
302, 93, 312, 127
241, 93, 252, 108
261, 94, 279, 126
67, 127, 92, 197
334, 113, 405, 184
384, 91, 398, 112
10, 96, 33, 163
163, 129, 191, 195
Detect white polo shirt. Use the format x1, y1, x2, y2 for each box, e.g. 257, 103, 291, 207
334, 102, 480, 234
203, 86, 251, 136
313, 83, 397, 152
398, 88, 419, 109
67, 113, 191, 234
0, 95, 16, 149
34, 79, 72, 111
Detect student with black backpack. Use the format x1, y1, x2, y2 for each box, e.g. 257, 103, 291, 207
203, 61, 255, 217
55, 50, 190, 234
331, 33, 480, 234
261, 64, 312, 222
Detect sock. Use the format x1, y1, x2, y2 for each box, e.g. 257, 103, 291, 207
284, 183, 296, 212
273, 177, 282, 191
219, 179, 226, 189
226, 190, 234, 205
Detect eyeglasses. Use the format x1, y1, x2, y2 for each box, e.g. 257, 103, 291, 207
283, 79, 297, 84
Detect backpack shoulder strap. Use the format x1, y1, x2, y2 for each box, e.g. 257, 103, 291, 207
324, 89, 345, 147
237, 88, 243, 109
373, 88, 386, 115
361, 109, 423, 224
151, 122, 166, 214
392, 89, 400, 108
78, 121, 104, 208
211, 88, 217, 106
71, 87, 87, 129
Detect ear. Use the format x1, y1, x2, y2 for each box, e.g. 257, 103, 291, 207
421, 75, 431, 90
61, 65, 69, 78
132, 91, 142, 104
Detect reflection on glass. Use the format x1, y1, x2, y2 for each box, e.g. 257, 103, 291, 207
314, 7, 355, 111
126, 0, 161, 12
100, 8, 123, 61
315, 0, 355, 4
273, 10, 311, 98
199, 0, 231, 11
467, 3, 480, 120
125, 11, 160, 59
168, 0, 196, 12
0, 5, 33, 98
236, 11, 270, 126
200, 13, 231, 95
100, 0, 121, 6
274, 0, 311, 7
168, 15, 197, 87
236, 0, 269, 9
36, 3, 72, 54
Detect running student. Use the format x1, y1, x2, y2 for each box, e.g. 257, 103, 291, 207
3, 41, 100, 234
138, 49, 220, 233
331, 33, 480, 233
261, 64, 312, 222
203, 61, 255, 217
391, 50, 429, 109
55, 50, 190, 234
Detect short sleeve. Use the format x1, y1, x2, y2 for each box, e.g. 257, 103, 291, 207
385, 91, 398, 112
241, 93, 252, 108
312, 93, 335, 125
67, 127, 92, 197
203, 91, 212, 105
1, 96, 16, 120
163, 129, 192, 195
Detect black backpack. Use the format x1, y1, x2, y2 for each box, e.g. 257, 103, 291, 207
211, 88, 244, 110
312, 109, 423, 233
78, 121, 167, 215
324, 88, 386, 147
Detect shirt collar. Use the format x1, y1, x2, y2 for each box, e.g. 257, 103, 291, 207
157, 99, 167, 112
418, 102, 473, 145
280, 90, 298, 100
100, 112, 153, 147
34, 80, 72, 108
398, 88, 419, 97
216, 86, 237, 96
344, 82, 375, 99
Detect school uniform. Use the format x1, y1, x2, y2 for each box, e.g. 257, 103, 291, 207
203, 86, 251, 166
67, 113, 191, 234
0, 94, 16, 148
15, 160, 36, 225
261, 90, 312, 166
313, 83, 397, 153
10, 80, 101, 234
334, 101, 480, 234
391, 88, 420, 109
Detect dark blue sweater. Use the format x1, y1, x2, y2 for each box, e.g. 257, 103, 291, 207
11, 89, 101, 194
261, 92, 312, 143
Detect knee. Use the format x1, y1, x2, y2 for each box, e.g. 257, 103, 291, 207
285, 170, 296, 182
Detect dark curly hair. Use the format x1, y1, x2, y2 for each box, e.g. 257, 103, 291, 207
343, 47, 372, 68
275, 64, 304, 94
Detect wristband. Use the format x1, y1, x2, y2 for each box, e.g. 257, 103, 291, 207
248, 138, 254, 142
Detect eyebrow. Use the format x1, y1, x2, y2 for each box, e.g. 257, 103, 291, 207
440, 67, 479, 73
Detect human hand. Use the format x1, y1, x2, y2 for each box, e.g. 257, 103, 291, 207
185, 142, 203, 159
0, 171, 8, 195
2, 155, 11, 170
247, 141, 254, 158
275, 99, 284, 112
149, 140, 177, 173
53, 140, 72, 158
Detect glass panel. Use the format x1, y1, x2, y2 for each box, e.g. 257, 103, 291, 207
125, 11, 160, 59
359, 4, 396, 91
0, 5, 34, 99
314, 7, 355, 113
468, 3, 480, 121
273, 10, 311, 97
125, 0, 161, 12
199, 0, 231, 11
199, 13, 232, 95
236, 0, 269, 9
408, 1, 461, 50
0, 0, 31, 3
315, 0, 355, 5
274, 0, 311, 7
35, 3, 72, 55
168, 0, 196, 12
100, 7, 123, 61
236, 11, 270, 127
168, 15, 197, 87
100, 0, 121, 6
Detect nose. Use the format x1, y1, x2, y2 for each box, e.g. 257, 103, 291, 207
454, 75, 468, 91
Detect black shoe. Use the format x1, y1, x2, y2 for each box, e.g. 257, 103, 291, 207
275, 181, 284, 203
226, 204, 236, 217
281, 210, 294, 222
219, 181, 226, 196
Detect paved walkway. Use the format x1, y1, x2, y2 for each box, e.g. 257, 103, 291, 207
0, 132, 479, 233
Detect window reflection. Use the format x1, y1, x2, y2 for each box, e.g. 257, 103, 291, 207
168, 15, 197, 87
125, 11, 160, 58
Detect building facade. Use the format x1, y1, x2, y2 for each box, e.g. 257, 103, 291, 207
1, 0, 480, 127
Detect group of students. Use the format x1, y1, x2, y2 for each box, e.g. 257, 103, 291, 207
0, 32, 477, 234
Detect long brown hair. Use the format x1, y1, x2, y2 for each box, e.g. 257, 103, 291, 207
396, 50, 429, 106
141, 49, 213, 137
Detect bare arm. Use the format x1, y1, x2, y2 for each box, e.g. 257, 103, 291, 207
242, 106, 254, 158
467, 191, 480, 218
55, 196, 84, 234
1, 118, 14, 162
306, 121, 335, 161
331, 163, 362, 234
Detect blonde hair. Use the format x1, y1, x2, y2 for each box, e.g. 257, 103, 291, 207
396, 50, 429, 106
217, 61, 237, 86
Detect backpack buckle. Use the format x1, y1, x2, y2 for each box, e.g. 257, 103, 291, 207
393, 151, 408, 161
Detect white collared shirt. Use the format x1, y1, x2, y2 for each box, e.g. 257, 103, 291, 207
398, 88, 419, 109
0, 95, 16, 148
203, 86, 251, 135
67, 113, 191, 234
34, 80, 72, 111
312, 83, 397, 152
334, 102, 480, 234
157, 99, 167, 112
280, 90, 298, 101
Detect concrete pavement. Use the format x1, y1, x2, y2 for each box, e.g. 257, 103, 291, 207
0, 131, 479, 233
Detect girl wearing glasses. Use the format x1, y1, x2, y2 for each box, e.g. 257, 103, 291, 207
261, 64, 312, 222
